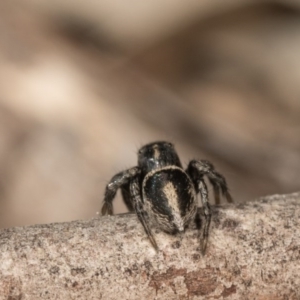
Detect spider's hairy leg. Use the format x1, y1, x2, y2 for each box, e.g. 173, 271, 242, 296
187, 159, 233, 205
194, 179, 211, 254
130, 176, 158, 251
101, 167, 140, 215
198, 180, 211, 254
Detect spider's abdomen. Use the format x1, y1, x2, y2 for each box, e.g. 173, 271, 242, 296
142, 166, 197, 233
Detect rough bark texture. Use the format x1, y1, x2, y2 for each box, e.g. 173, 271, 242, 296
0, 193, 299, 300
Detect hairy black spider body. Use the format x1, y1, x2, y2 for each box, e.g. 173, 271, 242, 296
101, 141, 232, 254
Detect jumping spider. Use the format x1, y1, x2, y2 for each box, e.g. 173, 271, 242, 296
101, 141, 232, 254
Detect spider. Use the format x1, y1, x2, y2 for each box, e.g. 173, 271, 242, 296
101, 141, 232, 254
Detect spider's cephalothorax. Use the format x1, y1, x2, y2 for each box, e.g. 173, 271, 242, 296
101, 141, 232, 254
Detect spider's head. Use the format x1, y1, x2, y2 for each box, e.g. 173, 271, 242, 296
138, 141, 182, 173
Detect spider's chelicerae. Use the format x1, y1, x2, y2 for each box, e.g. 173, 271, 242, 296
101, 141, 232, 254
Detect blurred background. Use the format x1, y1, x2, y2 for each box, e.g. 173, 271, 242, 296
0, 0, 300, 228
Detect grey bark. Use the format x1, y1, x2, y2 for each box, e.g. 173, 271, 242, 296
0, 193, 299, 300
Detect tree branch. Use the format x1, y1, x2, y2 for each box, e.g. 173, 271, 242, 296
0, 192, 299, 299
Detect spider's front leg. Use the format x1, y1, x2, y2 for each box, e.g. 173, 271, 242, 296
187, 159, 232, 254
189, 175, 211, 254
101, 167, 140, 215
130, 176, 158, 250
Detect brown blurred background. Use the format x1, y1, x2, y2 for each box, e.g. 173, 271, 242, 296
0, 1, 300, 228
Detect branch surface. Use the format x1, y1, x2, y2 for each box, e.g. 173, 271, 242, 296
0, 193, 299, 299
